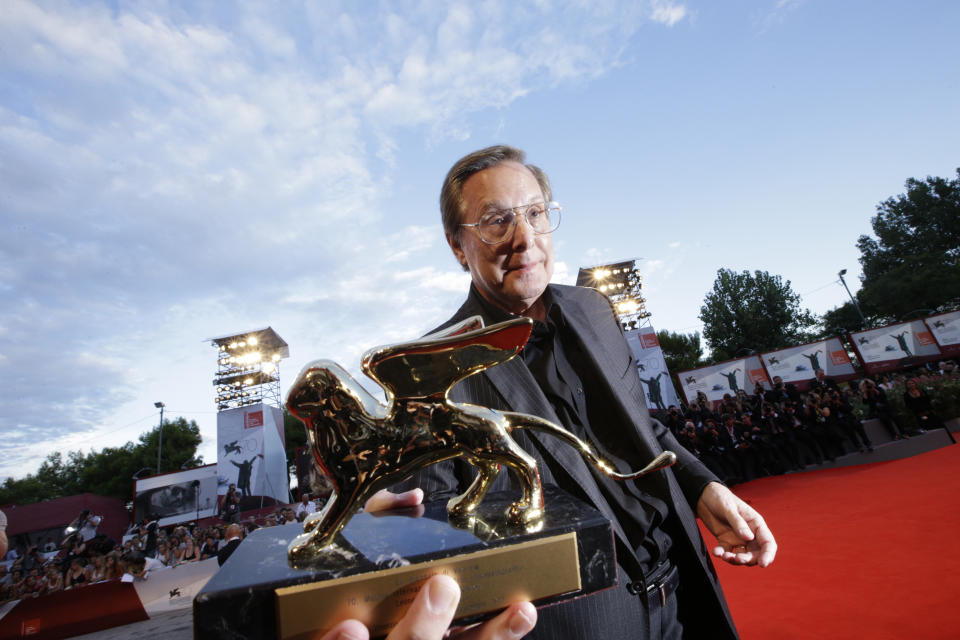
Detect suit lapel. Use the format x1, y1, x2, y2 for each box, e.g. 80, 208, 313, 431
553, 287, 663, 459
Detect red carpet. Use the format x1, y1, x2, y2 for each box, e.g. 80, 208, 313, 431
703, 444, 960, 639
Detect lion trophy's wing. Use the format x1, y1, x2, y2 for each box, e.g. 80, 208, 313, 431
361, 316, 533, 401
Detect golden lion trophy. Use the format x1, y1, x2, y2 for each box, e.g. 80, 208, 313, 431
195, 317, 675, 639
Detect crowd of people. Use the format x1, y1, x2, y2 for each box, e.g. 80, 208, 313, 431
0, 492, 326, 604
1, 357, 954, 608
652, 360, 958, 486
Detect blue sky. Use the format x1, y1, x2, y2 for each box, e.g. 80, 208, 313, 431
1, 0, 958, 480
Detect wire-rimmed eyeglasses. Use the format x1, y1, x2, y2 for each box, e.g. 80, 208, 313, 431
459, 201, 562, 245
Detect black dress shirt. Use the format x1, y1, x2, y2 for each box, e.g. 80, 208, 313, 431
475, 290, 673, 576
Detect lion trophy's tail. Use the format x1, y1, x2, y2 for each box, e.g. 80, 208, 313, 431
503, 412, 677, 480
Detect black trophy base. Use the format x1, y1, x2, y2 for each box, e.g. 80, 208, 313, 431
194, 487, 616, 639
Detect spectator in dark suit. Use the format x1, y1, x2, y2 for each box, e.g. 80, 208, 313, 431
217, 524, 244, 567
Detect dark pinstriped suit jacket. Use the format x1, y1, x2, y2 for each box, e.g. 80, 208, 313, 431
401, 284, 738, 639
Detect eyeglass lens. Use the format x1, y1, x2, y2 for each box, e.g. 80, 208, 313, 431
479, 204, 560, 243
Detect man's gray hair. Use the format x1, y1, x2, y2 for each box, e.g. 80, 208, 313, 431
440, 145, 552, 270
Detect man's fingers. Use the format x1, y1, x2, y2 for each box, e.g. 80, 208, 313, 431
455, 602, 537, 640
754, 523, 778, 567
729, 502, 759, 541
386, 574, 461, 640
318, 578, 535, 640
364, 488, 424, 513
319, 619, 370, 640
712, 544, 755, 566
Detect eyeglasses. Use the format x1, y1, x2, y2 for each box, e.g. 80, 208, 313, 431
460, 201, 562, 245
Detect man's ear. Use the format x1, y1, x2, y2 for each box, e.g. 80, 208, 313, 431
446, 232, 468, 270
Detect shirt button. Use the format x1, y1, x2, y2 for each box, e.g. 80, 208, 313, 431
577, 387, 583, 394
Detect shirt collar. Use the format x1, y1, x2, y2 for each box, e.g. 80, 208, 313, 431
469, 283, 557, 327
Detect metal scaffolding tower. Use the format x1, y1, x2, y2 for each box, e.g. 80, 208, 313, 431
208, 327, 289, 411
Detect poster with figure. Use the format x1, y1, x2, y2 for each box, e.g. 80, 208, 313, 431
924, 310, 960, 357
676, 355, 769, 405
623, 326, 680, 410
133, 465, 218, 527
216, 404, 287, 503
760, 337, 857, 388
849, 319, 942, 375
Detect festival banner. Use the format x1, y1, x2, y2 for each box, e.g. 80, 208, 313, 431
623, 326, 680, 410
133, 464, 219, 527
216, 404, 287, 503
676, 355, 769, 405
924, 310, 960, 357
848, 319, 942, 375
759, 337, 856, 388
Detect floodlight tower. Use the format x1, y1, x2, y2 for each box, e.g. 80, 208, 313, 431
209, 327, 290, 411
576, 258, 651, 331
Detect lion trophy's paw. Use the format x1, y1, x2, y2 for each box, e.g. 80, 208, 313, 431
505, 501, 543, 524
447, 494, 481, 519
301, 511, 325, 533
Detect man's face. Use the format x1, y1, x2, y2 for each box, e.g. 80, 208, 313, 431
449, 161, 554, 316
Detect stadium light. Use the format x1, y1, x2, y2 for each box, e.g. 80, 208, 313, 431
577, 258, 651, 328
208, 327, 289, 412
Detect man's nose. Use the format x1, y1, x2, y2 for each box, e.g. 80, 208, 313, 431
510, 211, 536, 249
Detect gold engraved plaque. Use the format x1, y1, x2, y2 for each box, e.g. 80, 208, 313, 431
275, 533, 580, 640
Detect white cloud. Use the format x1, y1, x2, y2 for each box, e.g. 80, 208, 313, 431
756, 0, 805, 32
552, 260, 576, 285
650, 1, 688, 27
0, 0, 693, 479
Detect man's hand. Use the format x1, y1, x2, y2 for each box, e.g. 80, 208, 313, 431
696, 481, 776, 567
318, 567, 537, 640
363, 489, 424, 513
345, 491, 537, 639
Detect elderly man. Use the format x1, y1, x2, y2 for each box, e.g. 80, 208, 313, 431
217, 524, 244, 567
295, 493, 317, 520
323, 146, 776, 640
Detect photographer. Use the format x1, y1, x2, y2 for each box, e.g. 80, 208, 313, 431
0, 510, 7, 559
760, 403, 803, 471
68, 509, 103, 543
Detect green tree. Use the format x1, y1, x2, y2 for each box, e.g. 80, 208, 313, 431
856, 169, 960, 320
656, 330, 704, 373
819, 301, 873, 337
137, 417, 204, 476
699, 269, 817, 361
0, 417, 203, 505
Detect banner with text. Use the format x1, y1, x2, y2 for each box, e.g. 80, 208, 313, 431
624, 326, 680, 410
849, 319, 942, 375
924, 310, 960, 357
677, 355, 770, 405
759, 337, 856, 388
